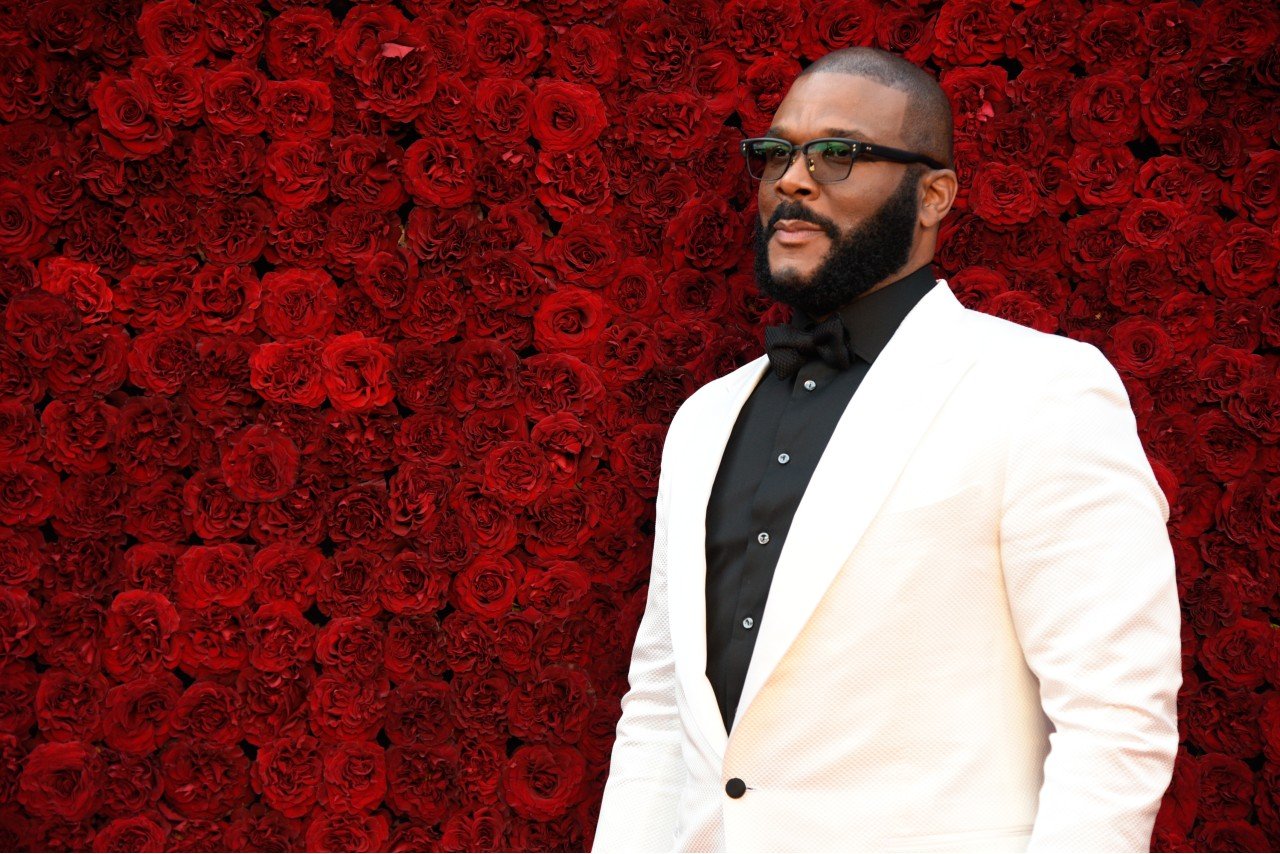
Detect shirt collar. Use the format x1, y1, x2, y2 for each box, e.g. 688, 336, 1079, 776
791, 263, 938, 366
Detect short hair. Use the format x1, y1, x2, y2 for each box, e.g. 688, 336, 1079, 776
799, 47, 954, 170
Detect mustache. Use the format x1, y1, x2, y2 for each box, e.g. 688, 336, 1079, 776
766, 202, 840, 240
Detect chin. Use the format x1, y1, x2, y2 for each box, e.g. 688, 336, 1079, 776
768, 265, 814, 289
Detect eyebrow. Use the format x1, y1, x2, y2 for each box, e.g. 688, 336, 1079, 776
766, 126, 878, 142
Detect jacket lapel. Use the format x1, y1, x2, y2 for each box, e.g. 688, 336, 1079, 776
732, 282, 979, 729
665, 355, 772, 756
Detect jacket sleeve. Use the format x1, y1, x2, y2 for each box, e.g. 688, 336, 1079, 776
1000, 343, 1182, 852
593, 463, 686, 852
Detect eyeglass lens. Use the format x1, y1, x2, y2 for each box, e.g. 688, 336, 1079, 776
745, 140, 856, 182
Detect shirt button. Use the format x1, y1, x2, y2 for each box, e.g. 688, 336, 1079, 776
757, 532, 770, 545
726, 778, 747, 798
742, 616, 754, 630
804, 379, 817, 391
777, 452, 790, 464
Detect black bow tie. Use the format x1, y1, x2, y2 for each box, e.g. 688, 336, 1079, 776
765, 315, 853, 379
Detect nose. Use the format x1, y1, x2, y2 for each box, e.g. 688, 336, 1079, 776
773, 148, 818, 200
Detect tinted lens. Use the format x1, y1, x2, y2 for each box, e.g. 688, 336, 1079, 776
808, 140, 855, 182
744, 140, 793, 180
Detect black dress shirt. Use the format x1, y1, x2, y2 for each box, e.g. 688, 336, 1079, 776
704, 264, 938, 731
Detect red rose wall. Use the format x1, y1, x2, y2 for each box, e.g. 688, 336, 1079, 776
0, 0, 1277, 850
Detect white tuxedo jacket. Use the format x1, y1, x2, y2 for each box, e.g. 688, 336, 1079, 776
595, 281, 1181, 853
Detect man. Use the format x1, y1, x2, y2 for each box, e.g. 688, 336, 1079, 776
594, 48, 1180, 852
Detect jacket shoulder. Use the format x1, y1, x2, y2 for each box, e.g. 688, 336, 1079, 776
956, 303, 1116, 382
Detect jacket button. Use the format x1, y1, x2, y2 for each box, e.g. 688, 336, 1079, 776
725, 778, 747, 799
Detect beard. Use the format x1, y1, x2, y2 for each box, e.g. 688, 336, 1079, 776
754, 168, 920, 319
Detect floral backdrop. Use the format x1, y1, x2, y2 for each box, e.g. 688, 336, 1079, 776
0, 0, 1277, 851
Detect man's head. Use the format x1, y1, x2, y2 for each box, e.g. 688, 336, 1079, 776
752, 48, 958, 318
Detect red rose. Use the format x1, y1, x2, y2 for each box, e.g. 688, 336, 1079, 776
310, 672, 389, 743
720, 0, 801, 59
125, 327, 197, 396
197, 195, 270, 265
666, 195, 747, 272
262, 138, 329, 209
968, 163, 1040, 228
102, 590, 180, 680
532, 288, 609, 357
452, 555, 523, 619
89, 75, 172, 159
160, 738, 251, 820
873, 1, 936, 65
321, 332, 395, 414
246, 601, 316, 673
137, 0, 207, 63
1106, 316, 1178, 379
6, 292, 79, 369
176, 544, 256, 609
249, 338, 327, 408
331, 133, 408, 210
0, 661, 38, 734
466, 7, 545, 78
177, 603, 250, 676
18, 741, 101, 821
188, 265, 261, 335
252, 543, 322, 610
535, 144, 613, 222
339, 9, 437, 122
236, 666, 313, 746
92, 815, 167, 852
316, 547, 382, 619
1194, 752, 1254, 822
471, 77, 533, 147
221, 425, 299, 503
1228, 149, 1280, 226
0, 528, 43, 588
797, 0, 876, 59
35, 670, 107, 743
1138, 63, 1207, 146
304, 810, 389, 853
1068, 70, 1142, 145
260, 78, 332, 141
384, 680, 452, 746
508, 664, 594, 744
202, 61, 268, 135
519, 353, 605, 421
1196, 821, 1272, 853
0, 181, 52, 260
502, 743, 584, 821
380, 550, 449, 615
226, 805, 304, 852
530, 80, 607, 153
1183, 681, 1262, 758
253, 735, 322, 819
133, 56, 204, 124
320, 741, 385, 814
103, 673, 181, 755
402, 136, 476, 209
1210, 220, 1280, 299
1079, 4, 1146, 74
548, 24, 619, 85
1200, 619, 1279, 689
385, 743, 458, 823
315, 616, 384, 680
265, 8, 336, 80
932, 0, 1014, 65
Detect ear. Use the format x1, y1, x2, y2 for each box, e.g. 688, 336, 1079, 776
918, 168, 958, 230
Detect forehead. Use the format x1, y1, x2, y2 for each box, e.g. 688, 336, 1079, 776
769, 72, 909, 144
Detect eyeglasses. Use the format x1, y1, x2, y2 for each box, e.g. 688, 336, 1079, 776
740, 137, 946, 183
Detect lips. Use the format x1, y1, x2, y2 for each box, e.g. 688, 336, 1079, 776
771, 218, 827, 248
773, 219, 824, 234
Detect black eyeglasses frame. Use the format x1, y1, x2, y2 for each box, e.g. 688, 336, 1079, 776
740, 136, 947, 183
